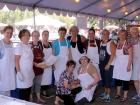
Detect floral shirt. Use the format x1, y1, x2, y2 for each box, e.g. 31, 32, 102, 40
56, 70, 74, 95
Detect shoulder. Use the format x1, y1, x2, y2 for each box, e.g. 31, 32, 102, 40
87, 63, 97, 74
52, 40, 58, 46
110, 40, 116, 47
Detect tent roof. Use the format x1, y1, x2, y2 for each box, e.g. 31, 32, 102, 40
1, 0, 140, 21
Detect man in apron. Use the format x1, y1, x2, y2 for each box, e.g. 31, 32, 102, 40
0, 26, 16, 96
130, 27, 140, 104
52, 27, 71, 84
86, 28, 101, 77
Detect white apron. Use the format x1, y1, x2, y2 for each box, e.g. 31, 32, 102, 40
113, 41, 132, 81
87, 41, 100, 76
41, 43, 53, 85
16, 43, 34, 88
75, 64, 97, 102
0, 40, 16, 91
131, 39, 140, 80
70, 38, 82, 78
54, 40, 69, 83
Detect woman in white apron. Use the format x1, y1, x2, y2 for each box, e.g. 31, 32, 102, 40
75, 56, 100, 103
113, 30, 132, 101
41, 30, 53, 96
0, 26, 16, 96
87, 28, 101, 76
15, 29, 34, 101
52, 27, 71, 84
130, 27, 140, 103
67, 26, 87, 78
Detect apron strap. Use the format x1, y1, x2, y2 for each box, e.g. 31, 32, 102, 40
58, 39, 68, 54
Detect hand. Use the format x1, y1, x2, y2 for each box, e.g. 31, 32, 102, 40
17, 71, 24, 81
86, 84, 93, 90
105, 64, 110, 71
36, 63, 48, 69
127, 65, 131, 72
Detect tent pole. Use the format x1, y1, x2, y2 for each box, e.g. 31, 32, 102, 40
33, 8, 36, 30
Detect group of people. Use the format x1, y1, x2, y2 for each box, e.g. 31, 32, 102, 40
0, 25, 140, 105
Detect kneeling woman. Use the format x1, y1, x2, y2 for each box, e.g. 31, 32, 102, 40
55, 60, 81, 105
75, 56, 100, 103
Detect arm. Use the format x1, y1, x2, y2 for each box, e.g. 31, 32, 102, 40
86, 64, 100, 89
68, 48, 72, 60
105, 41, 116, 70
15, 55, 21, 72
127, 46, 133, 72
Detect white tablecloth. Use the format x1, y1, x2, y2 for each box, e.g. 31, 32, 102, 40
0, 95, 40, 105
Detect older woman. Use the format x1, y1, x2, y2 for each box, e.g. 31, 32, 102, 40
0, 26, 16, 96
67, 26, 87, 78
55, 60, 81, 105
130, 27, 140, 104
75, 56, 100, 104
15, 29, 34, 101
113, 30, 132, 101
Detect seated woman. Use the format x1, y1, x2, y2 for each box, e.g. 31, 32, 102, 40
75, 56, 100, 104
55, 60, 81, 105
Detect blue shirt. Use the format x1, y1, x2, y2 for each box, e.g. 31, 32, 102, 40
52, 39, 71, 56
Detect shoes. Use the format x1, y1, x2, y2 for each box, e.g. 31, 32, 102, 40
99, 93, 106, 99
134, 97, 140, 104
104, 96, 110, 103
120, 97, 128, 102
115, 95, 121, 99
132, 95, 139, 100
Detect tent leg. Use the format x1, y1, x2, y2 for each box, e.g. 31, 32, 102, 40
33, 9, 36, 30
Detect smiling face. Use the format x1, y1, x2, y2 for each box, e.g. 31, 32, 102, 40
88, 30, 95, 40
118, 30, 127, 41
42, 31, 49, 41
32, 31, 40, 42
70, 26, 79, 37
3, 29, 13, 41
58, 30, 66, 38
102, 30, 110, 42
79, 56, 90, 65
130, 27, 139, 38
21, 31, 30, 44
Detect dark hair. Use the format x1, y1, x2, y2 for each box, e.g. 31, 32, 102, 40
3, 25, 13, 33
42, 30, 49, 35
79, 56, 90, 64
66, 60, 76, 68
88, 28, 95, 34
18, 29, 30, 39
58, 27, 67, 33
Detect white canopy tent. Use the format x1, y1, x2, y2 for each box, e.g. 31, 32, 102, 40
0, 22, 7, 26
15, 15, 66, 28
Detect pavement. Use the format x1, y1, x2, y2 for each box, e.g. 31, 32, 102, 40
33, 85, 138, 105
